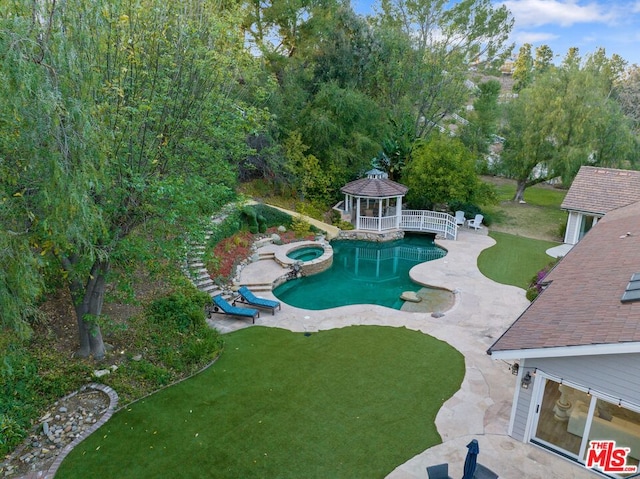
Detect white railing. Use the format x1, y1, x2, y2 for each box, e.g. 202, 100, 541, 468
335, 204, 458, 240
400, 210, 457, 240
357, 215, 397, 231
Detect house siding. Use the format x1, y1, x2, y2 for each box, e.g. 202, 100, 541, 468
511, 381, 533, 441
529, 353, 640, 404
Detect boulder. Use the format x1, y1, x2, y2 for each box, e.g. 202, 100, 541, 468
400, 291, 421, 303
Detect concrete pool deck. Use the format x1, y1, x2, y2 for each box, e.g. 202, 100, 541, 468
206, 227, 595, 479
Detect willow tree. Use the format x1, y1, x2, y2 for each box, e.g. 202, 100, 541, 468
499, 49, 636, 202
0, 0, 266, 358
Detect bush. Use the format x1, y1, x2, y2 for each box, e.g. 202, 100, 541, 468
257, 215, 267, 233
526, 258, 562, 302
291, 216, 312, 238
207, 209, 243, 247
0, 414, 24, 457
251, 204, 293, 229
146, 288, 210, 333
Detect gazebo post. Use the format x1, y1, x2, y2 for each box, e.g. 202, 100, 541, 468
356, 197, 361, 230
377, 201, 383, 231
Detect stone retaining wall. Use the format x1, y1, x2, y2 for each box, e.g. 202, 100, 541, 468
337, 230, 405, 242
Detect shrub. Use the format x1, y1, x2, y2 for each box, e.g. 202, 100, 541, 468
257, 215, 267, 233
291, 216, 312, 238
146, 288, 210, 333
207, 209, 243, 247
526, 258, 562, 301
0, 414, 24, 457
251, 204, 293, 229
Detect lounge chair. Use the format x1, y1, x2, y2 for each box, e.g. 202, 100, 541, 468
455, 210, 466, 227
427, 463, 452, 479
210, 295, 259, 323
236, 286, 281, 315
467, 213, 484, 230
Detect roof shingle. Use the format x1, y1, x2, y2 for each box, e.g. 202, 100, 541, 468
340, 178, 408, 197
560, 166, 640, 215
490, 200, 640, 354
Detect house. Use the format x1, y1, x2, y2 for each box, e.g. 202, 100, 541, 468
488, 198, 640, 477
562, 166, 640, 245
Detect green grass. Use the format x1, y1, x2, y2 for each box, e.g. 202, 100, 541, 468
477, 231, 558, 289
56, 326, 464, 479
481, 177, 568, 242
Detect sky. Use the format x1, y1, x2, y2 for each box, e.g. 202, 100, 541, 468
352, 0, 640, 66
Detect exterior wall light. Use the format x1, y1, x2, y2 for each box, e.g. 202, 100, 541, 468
511, 363, 519, 375
521, 371, 532, 389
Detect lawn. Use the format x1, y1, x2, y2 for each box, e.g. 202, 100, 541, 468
477, 231, 558, 289
481, 176, 568, 242
56, 326, 464, 479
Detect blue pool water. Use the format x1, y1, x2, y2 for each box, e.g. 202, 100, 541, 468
273, 234, 446, 310
287, 246, 324, 262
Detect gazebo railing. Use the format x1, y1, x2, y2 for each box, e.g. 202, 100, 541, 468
358, 216, 397, 231
333, 201, 458, 240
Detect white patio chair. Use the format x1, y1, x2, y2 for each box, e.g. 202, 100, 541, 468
467, 214, 484, 230
454, 210, 466, 227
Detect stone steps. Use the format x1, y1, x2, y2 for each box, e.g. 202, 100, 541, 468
238, 282, 272, 292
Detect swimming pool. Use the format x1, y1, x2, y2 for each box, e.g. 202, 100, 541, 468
273, 234, 446, 310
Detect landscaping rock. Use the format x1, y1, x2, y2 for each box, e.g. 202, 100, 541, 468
400, 291, 421, 302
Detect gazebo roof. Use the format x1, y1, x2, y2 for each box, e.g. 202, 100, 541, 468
340, 177, 408, 198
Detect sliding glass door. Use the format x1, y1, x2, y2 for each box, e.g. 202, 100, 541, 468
531, 377, 640, 477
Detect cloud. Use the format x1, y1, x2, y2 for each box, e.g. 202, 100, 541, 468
513, 31, 560, 44
502, 0, 618, 27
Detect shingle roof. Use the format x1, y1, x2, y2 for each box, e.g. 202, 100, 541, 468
561, 166, 640, 215
489, 200, 640, 354
340, 178, 408, 197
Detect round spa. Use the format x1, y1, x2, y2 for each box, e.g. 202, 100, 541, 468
286, 246, 324, 262
274, 241, 333, 278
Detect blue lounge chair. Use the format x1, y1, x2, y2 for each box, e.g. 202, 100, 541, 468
210, 295, 259, 323
236, 286, 281, 315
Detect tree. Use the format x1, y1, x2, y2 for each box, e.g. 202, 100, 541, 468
615, 65, 640, 133
498, 48, 636, 201
376, 0, 514, 139
1, 0, 265, 358
402, 134, 491, 209
534, 45, 554, 73
459, 79, 502, 162
512, 43, 533, 92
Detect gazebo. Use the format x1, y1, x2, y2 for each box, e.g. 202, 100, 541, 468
336, 169, 408, 232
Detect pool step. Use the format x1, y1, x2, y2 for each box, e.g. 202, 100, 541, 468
257, 251, 276, 261
238, 282, 272, 292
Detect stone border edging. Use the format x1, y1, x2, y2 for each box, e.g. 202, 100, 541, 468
30, 383, 119, 479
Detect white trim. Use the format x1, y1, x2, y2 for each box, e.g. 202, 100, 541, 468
490, 341, 640, 360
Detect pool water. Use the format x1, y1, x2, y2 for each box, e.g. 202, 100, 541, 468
273, 234, 446, 310
287, 246, 324, 262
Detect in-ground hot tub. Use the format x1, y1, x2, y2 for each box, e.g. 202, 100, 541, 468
274, 241, 333, 279
286, 246, 324, 262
